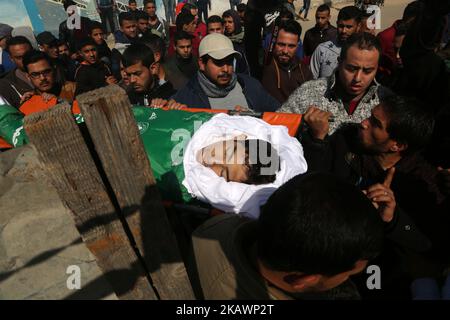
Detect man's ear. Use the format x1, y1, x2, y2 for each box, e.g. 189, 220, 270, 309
149, 62, 159, 75
283, 273, 321, 292
154, 52, 161, 63
198, 57, 205, 71
390, 141, 407, 153
356, 22, 363, 32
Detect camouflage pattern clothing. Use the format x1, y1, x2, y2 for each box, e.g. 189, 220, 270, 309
278, 72, 391, 133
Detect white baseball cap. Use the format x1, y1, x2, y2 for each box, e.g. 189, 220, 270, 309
199, 33, 242, 60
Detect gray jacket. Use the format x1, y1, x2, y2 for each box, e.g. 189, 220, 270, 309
310, 40, 341, 79
279, 73, 390, 133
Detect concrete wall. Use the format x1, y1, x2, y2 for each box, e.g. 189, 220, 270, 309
0, 146, 117, 300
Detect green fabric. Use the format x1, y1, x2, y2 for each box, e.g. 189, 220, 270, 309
0, 104, 214, 202
133, 107, 214, 202
0, 104, 28, 147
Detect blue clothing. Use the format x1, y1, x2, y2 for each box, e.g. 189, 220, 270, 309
171, 73, 280, 112
0, 50, 16, 75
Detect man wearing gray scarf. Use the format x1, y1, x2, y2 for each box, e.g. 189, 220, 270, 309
172, 33, 280, 112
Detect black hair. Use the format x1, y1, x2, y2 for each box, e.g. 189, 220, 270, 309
236, 3, 247, 13
279, 6, 294, 20
122, 43, 155, 68
89, 21, 104, 34
143, 0, 155, 5
222, 9, 242, 35
63, 0, 76, 11
174, 30, 194, 45
402, 1, 420, 22
119, 12, 137, 27
6, 36, 32, 53
76, 37, 97, 52
176, 12, 195, 32
244, 139, 279, 185
257, 172, 384, 276
317, 4, 331, 13
181, 3, 198, 13
22, 50, 52, 73
136, 10, 149, 21
340, 32, 381, 62
128, 0, 137, 4
337, 5, 363, 23
278, 19, 302, 39
394, 21, 409, 37
206, 15, 223, 26
382, 94, 434, 155
139, 32, 166, 61
56, 39, 69, 48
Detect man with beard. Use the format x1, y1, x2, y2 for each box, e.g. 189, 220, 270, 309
301, 94, 450, 299
172, 33, 279, 111
310, 6, 362, 79
164, 31, 198, 91
75, 38, 117, 96
0, 36, 33, 108
279, 32, 388, 136
19, 50, 78, 115
262, 20, 312, 103
123, 43, 177, 106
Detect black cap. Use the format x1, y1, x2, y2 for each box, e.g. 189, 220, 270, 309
36, 31, 58, 46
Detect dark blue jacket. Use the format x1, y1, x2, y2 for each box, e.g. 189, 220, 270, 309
171, 73, 281, 112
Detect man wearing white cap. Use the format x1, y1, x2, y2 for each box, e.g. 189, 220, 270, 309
172, 33, 280, 111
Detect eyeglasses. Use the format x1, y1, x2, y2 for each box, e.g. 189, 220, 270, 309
29, 68, 53, 79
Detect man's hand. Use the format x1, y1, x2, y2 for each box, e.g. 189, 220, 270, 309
303, 106, 333, 140
149, 98, 186, 110
41, 93, 56, 102
105, 75, 117, 85
437, 167, 450, 196
19, 91, 34, 105
166, 99, 186, 110
363, 167, 396, 223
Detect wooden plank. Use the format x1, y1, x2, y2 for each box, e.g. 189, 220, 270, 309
23, 103, 158, 300
77, 85, 195, 300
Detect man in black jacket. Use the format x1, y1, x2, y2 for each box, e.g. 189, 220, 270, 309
164, 31, 198, 91
0, 36, 33, 108
302, 93, 450, 298
122, 44, 177, 106
172, 33, 280, 111
75, 38, 117, 96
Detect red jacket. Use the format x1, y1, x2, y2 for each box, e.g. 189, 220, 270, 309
377, 20, 401, 64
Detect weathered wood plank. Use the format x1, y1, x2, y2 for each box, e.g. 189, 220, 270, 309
23, 103, 158, 300
77, 85, 195, 300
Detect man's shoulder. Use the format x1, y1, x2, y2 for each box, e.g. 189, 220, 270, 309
193, 215, 247, 238
318, 40, 339, 52
299, 77, 328, 92
237, 73, 261, 86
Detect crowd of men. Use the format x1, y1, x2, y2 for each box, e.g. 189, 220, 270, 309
1, 0, 450, 300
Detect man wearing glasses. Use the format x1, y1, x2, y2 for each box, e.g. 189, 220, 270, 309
19, 50, 78, 115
